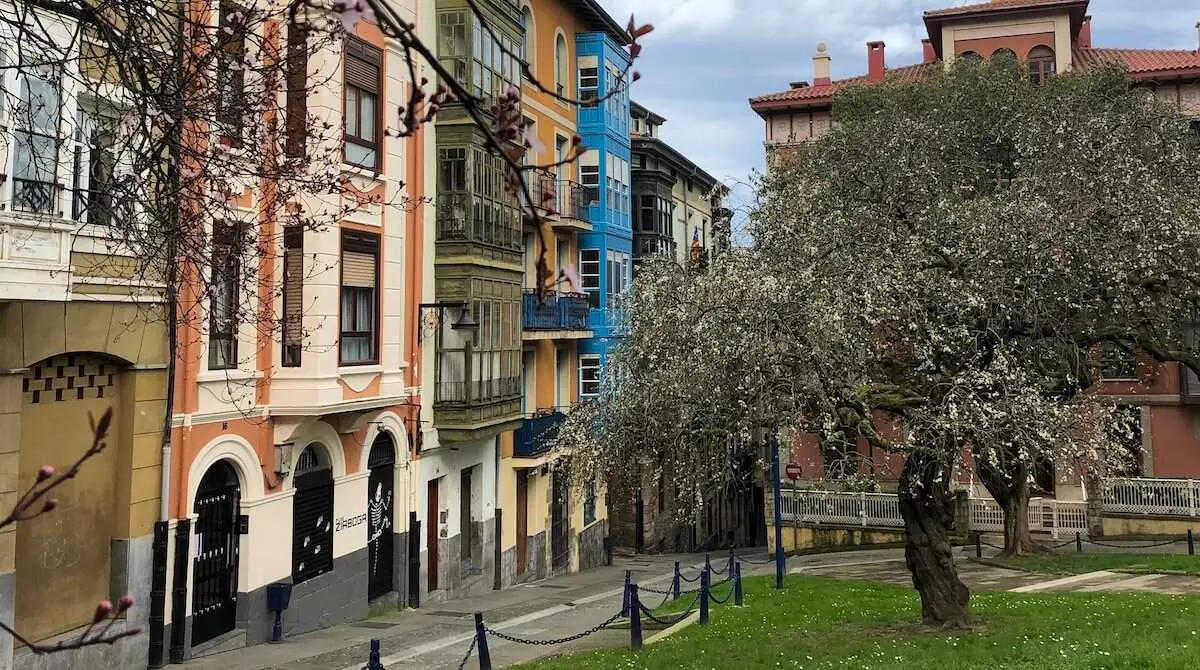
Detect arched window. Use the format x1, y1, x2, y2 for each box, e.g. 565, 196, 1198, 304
554, 34, 567, 96
958, 51, 982, 62
1028, 46, 1056, 84
520, 6, 533, 72
991, 48, 1017, 62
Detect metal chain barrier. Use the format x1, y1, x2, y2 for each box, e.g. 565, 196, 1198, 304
637, 591, 701, 627
484, 610, 624, 647
1085, 537, 1184, 549
708, 579, 736, 605
456, 634, 477, 670
678, 571, 701, 583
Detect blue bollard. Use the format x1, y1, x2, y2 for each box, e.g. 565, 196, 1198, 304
734, 562, 744, 607
672, 561, 681, 600
727, 545, 735, 576
366, 639, 382, 669
629, 584, 643, 650
1189, 529, 1195, 556
621, 569, 632, 617
474, 612, 492, 670
705, 553, 711, 575
1076, 531, 1083, 553
699, 566, 710, 625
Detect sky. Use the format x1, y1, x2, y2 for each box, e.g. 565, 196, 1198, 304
595, 0, 1200, 224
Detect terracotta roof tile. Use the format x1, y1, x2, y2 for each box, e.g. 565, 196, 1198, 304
750, 63, 933, 109
1074, 47, 1200, 76
924, 0, 1080, 19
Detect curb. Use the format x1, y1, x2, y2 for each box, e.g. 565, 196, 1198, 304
645, 610, 700, 646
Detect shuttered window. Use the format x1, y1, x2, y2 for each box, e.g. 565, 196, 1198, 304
340, 230, 379, 365
344, 37, 381, 169
285, 22, 308, 159
282, 226, 303, 367
209, 222, 241, 370
216, 2, 248, 143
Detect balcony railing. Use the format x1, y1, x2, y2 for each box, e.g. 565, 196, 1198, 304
522, 290, 590, 331
557, 181, 589, 222
514, 410, 566, 459
526, 172, 589, 223
434, 348, 521, 406
436, 192, 521, 251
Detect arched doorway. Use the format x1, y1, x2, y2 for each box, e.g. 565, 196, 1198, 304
191, 460, 242, 646
292, 444, 334, 583
366, 433, 396, 600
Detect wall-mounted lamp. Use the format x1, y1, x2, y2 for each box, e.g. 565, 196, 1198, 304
274, 442, 294, 480
419, 301, 479, 343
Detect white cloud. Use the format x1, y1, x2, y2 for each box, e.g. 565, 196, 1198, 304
602, 0, 740, 38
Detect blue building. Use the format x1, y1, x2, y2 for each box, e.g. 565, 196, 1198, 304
574, 31, 633, 397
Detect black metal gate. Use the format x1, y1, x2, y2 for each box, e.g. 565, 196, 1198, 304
292, 445, 334, 583
551, 472, 569, 571
367, 434, 396, 600
191, 461, 240, 647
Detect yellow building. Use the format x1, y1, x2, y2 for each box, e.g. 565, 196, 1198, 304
0, 8, 168, 668
491, 0, 628, 583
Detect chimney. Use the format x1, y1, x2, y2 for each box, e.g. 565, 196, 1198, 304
867, 41, 886, 83
813, 42, 832, 86
921, 38, 936, 64
1078, 15, 1092, 49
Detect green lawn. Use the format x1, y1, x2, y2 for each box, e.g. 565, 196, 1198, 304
515, 574, 1200, 669
999, 553, 1200, 576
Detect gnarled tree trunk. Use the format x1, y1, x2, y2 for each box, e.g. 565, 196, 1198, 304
977, 455, 1046, 557
899, 450, 970, 627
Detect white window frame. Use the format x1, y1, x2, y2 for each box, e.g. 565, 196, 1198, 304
579, 354, 601, 398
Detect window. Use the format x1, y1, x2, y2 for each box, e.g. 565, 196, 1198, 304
209, 223, 242, 370
1108, 406, 1144, 477
344, 37, 382, 169
579, 355, 601, 397
579, 65, 598, 102
606, 250, 629, 308
72, 109, 116, 226
1028, 46, 1055, 85
438, 12, 468, 84
520, 6, 533, 71
583, 482, 596, 526
579, 249, 600, 308
469, 14, 518, 102
554, 34, 567, 96
285, 22, 309, 159
282, 226, 304, 367
992, 47, 1017, 61
12, 58, 61, 215
580, 163, 599, 205
958, 50, 981, 62
340, 230, 379, 364
1100, 342, 1138, 380
216, 3, 248, 135
468, 278, 521, 402
435, 146, 521, 249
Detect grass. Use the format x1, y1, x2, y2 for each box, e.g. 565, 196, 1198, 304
998, 553, 1200, 576
514, 574, 1200, 669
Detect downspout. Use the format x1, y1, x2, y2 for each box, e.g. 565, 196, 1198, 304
147, 0, 186, 665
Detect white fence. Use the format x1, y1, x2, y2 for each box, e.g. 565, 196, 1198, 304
781, 489, 1088, 538
1103, 478, 1200, 517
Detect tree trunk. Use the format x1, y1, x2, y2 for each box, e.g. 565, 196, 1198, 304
899, 451, 970, 627
978, 456, 1046, 557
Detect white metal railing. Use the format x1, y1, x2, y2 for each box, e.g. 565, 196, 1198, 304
781, 489, 904, 528
784, 489, 1088, 538
1102, 477, 1199, 517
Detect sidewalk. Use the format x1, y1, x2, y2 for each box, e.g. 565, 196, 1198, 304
177, 551, 739, 670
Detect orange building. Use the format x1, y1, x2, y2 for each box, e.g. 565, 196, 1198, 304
158, 3, 429, 662
750, 0, 1200, 498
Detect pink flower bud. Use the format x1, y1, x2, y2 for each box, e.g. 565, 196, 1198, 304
36, 465, 55, 482
42, 498, 58, 513
632, 71, 642, 82
94, 600, 114, 623
118, 595, 135, 611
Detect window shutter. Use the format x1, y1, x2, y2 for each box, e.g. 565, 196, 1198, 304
341, 230, 379, 288
345, 38, 382, 91
283, 227, 304, 347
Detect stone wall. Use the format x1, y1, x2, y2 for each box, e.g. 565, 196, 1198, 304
577, 520, 608, 571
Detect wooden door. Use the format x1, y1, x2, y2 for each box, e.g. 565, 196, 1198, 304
515, 470, 529, 575
426, 479, 439, 592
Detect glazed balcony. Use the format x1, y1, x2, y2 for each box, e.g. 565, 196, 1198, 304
513, 410, 566, 459
435, 192, 523, 265
521, 290, 590, 338
433, 347, 523, 441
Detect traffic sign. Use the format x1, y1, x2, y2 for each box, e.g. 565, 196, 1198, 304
784, 464, 802, 481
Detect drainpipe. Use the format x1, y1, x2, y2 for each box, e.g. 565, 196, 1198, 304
147, 0, 186, 666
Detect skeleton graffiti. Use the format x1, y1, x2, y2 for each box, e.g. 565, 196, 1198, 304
368, 482, 393, 576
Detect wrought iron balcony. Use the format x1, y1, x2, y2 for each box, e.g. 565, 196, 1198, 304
514, 410, 566, 459
522, 290, 590, 332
